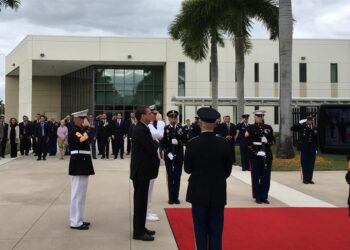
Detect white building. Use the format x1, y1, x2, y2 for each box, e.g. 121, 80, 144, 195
5, 35, 350, 130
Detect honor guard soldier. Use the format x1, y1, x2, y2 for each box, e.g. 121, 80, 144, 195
245, 110, 275, 204
236, 114, 250, 171
69, 109, 95, 230
291, 115, 318, 184
161, 110, 187, 204
184, 107, 233, 250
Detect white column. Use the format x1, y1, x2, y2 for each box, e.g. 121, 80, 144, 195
19, 60, 33, 119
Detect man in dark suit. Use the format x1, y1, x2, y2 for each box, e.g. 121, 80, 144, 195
236, 114, 250, 171
97, 113, 111, 159
19, 115, 32, 156
88, 114, 98, 159
184, 107, 233, 250
130, 106, 160, 241
125, 112, 136, 155
112, 113, 126, 159
48, 118, 59, 156
0, 115, 9, 158
220, 115, 237, 164
35, 115, 50, 160
31, 113, 41, 156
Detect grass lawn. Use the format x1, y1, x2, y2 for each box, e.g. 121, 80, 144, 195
235, 145, 347, 172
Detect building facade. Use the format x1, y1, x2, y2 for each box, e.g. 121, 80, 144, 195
5, 35, 350, 130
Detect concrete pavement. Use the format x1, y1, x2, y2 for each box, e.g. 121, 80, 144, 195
0, 154, 347, 250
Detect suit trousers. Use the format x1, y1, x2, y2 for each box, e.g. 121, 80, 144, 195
1, 139, 7, 157
37, 138, 48, 159
251, 158, 271, 200
165, 159, 183, 202
114, 136, 124, 157
90, 138, 97, 158
100, 137, 110, 157
192, 205, 224, 250
70, 176, 89, 227
239, 144, 249, 170
133, 179, 150, 237
127, 134, 131, 154
20, 135, 31, 155
300, 148, 316, 182
10, 141, 17, 158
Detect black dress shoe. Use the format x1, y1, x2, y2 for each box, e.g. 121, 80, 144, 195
106, 156, 109, 159
133, 233, 154, 241
262, 199, 270, 204
121, 156, 124, 159
145, 228, 156, 235
308, 180, 315, 184
174, 200, 181, 204
101, 156, 105, 159
37, 158, 41, 161
114, 155, 118, 159
303, 180, 309, 184
168, 200, 174, 205
255, 199, 263, 204
43, 158, 46, 161
70, 224, 89, 230
93, 157, 97, 159
83, 221, 91, 226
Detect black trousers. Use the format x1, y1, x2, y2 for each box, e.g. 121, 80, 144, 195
10, 141, 17, 158
0, 139, 7, 157
240, 144, 249, 170
300, 148, 316, 182
127, 134, 131, 154
165, 159, 183, 202
37, 138, 48, 159
132, 179, 150, 237
20, 135, 31, 155
111, 138, 116, 155
114, 136, 124, 157
192, 205, 224, 250
100, 137, 110, 157
97, 136, 102, 154
32, 136, 37, 155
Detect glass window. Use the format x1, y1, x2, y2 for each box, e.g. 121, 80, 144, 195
95, 69, 105, 83
274, 106, 279, 125
274, 63, 278, 83
95, 91, 105, 105
254, 63, 259, 82
299, 63, 307, 82
330, 63, 338, 83
178, 62, 185, 96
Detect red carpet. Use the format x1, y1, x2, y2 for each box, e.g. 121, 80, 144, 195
165, 208, 350, 250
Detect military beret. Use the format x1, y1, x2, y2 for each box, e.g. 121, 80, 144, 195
167, 110, 179, 118
197, 107, 220, 123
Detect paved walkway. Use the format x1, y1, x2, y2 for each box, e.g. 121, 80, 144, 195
0, 154, 348, 250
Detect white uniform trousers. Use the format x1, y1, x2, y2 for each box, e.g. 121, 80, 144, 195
147, 178, 156, 213
70, 176, 89, 227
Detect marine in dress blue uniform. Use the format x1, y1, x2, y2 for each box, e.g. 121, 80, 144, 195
236, 114, 250, 171
245, 110, 275, 204
161, 110, 187, 204
291, 115, 318, 184
185, 107, 233, 250
69, 109, 95, 230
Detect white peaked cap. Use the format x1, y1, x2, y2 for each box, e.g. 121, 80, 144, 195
253, 110, 266, 116
71, 109, 89, 118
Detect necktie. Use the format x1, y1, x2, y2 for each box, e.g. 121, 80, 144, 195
41, 123, 45, 137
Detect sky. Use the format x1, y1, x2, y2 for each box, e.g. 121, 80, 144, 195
0, 0, 349, 101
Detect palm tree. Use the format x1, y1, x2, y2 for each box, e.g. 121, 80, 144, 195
223, 0, 279, 120
0, 0, 20, 11
276, 0, 294, 159
169, 0, 225, 109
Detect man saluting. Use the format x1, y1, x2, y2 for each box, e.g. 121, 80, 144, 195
69, 110, 95, 230
185, 107, 233, 250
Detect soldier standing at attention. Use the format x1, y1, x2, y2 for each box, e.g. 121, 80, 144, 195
184, 107, 233, 250
291, 115, 318, 184
236, 114, 250, 171
69, 110, 94, 230
245, 110, 275, 204
161, 110, 187, 205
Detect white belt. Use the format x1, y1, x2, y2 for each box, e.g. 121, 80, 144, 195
70, 150, 91, 155
253, 142, 262, 145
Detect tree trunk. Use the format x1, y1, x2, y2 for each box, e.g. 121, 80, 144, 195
234, 37, 245, 122
276, 0, 294, 159
210, 36, 219, 110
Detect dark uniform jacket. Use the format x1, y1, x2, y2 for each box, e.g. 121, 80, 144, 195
220, 122, 237, 146
161, 123, 187, 163
184, 132, 233, 207
68, 125, 95, 176
245, 123, 275, 163
291, 122, 318, 151
19, 121, 32, 137
189, 123, 201, 139
236, 122, 250, 145
130, 122, 160, 180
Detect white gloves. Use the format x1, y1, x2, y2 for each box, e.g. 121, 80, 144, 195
172, 139, 178, 145
257, 151, 266, 157
299, 119, 307, 124
261, 136, 268, 144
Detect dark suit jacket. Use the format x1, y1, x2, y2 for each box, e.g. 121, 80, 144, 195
130, 122, 160, 181
0, 123, 9, 140
98, 119, 112, 138
220, 123, 237, 146
35, 122, 50, 139
184, 132, 233, 207
112, 120, 126, 138
19, 121, 33, 137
